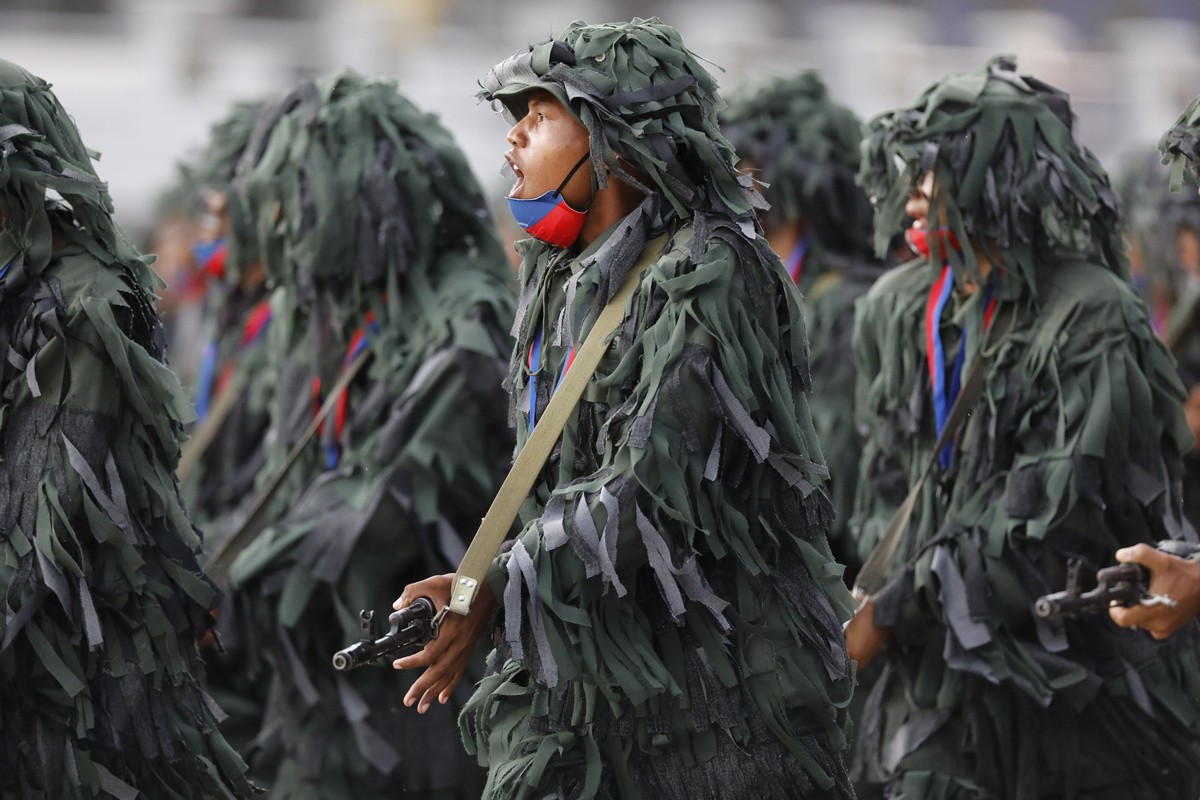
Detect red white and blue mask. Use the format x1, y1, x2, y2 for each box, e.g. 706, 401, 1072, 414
905, 222, 961, 263
507, 153, 591, 248
192, 237, 228, 280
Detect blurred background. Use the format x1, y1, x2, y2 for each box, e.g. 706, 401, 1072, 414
1, 0, 1198, 243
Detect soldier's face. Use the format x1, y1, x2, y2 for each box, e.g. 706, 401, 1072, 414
905, 171, 936, 230
504, 90, 592, 209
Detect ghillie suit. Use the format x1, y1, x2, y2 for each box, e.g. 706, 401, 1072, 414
721, 70, 884, 581
467, 18, 856, 800
148, 156, 209, 386
1113, 150, 1184, 334
172, 99, 276, 767
1115, 145, 1200, 534
1161, 95, 1200, 193
224, 70, 515, 799
1158, 96, 1200, 534
178, 99, 273, 536
851, 55, 1200, 799
0, 59, 256, 798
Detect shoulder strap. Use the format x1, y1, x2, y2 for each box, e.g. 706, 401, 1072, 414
853, 302, 1017, 596
447, 234, 669, 616
205, 344, 374, 588
178, 368, 248, 482
1166, 283, 1200, 355
807, 270, 844, 305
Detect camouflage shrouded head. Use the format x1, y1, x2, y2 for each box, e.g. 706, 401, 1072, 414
233, 69, 501, 319
0, 59, 145, 280
859, 55, 1125, 301
1117, 148, 1200, 299
1161, 95, 1200, 192
478, 17, 759, 226
155, 100, 267, 284
721, 70, 873, 257
192, 100, 265, 284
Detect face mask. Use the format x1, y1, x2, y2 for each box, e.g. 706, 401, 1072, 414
905, 223, 961, 262
507, 153, 591, 248
193, 238, 227, 280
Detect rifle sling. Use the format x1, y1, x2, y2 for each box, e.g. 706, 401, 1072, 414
446, 234, 669, 616
205, 344, 375, 588
854, 302, 1017, 596
178, 368, 249, 482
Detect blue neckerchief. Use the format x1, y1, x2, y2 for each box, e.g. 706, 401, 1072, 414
526, 325, 576, 433
527, 327, 544, 433
926, 265, 958, 469
927, 266, 997, 469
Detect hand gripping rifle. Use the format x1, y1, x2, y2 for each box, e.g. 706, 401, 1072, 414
1034, 559, 1151, 620
332, 597, 438, 671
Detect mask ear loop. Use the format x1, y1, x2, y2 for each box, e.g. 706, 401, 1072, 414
552, 152, 594, 211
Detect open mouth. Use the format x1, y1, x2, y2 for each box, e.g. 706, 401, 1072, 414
505, 153, 525, 197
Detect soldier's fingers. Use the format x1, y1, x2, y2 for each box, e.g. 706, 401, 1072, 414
1114, 543, 1170, 572
393, 582, 428, 610
439, 669, 466, 705
1149, 625, 1174, 641
404, 666, 444, 708
416, 668, 454, 713
1109, 602, 1153, 629
418, 684, 443, 713
393, 580, 425, 610
393, 634, 449, 670
394, 574, 455, 610
392, 648, 430, 670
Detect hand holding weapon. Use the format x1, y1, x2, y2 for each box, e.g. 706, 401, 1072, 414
1034, 558, 1166, 620
332, 597, 438, 671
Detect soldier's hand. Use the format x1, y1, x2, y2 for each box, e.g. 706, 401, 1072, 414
391, 574, 496, 713
845, 591, 892, 668
1109, 544, 1200, 639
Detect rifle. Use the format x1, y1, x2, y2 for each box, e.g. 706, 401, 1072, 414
331, 597, 437, 671
1034, 559, 1150, 620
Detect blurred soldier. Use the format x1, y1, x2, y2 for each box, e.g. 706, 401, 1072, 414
846, 56, 1200, 798
223, 70, 514, 799
163, 99, 275, 766
1108, 96, 1200, 641
175, 100, 273, 535
0, 59, 256, 798
1115, 146, 1200, 531
1113, 151, 1177, 336
395, 18, 856, 800
147, 168, 207, 385
721, 71, 884, 580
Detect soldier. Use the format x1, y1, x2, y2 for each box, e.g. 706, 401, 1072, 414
175, 100, 272, 535
222, 71, 515, 798
0, 59, 256, 798
846, 56, 1200, 798
720, 71, 884, 580
394, 18, 856, 800
1108, 96, 1200, 641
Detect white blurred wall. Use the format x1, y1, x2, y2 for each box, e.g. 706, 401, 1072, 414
0, 0, 1196, 239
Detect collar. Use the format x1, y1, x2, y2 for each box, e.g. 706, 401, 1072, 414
568, 219, 622, 274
